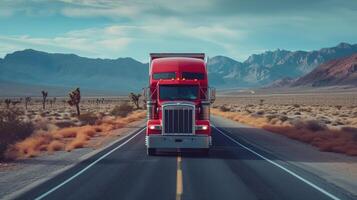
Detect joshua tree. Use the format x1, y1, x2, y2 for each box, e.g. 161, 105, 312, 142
41, 90, 48, 109
68, 88, 81, 116
5, 99, 11, 109
259, 99, 265, 106
25, 97, 31, 110
142, 99, 147, 109
49, 97, 56, 108
11, 100, 20, 107
129, 92, 141, 109
62, 99, 67, 108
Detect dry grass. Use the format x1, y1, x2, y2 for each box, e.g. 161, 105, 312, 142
110, 102, 134, 117
212, 107, 357, 156
0, 96, 139, 160
4, 108, 145, 159
263, 125, 357, 156
47, 140, 65, 152
0, 109, 34, 160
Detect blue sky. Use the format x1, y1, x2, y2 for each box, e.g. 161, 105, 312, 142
0, 0, 356, 62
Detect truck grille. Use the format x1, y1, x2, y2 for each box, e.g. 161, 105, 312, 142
162, 103, 195, 135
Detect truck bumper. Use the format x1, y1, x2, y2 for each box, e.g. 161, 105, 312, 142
145, 135, 211, 149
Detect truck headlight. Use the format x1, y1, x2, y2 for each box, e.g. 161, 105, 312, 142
196, 125, 208, 130
149, 125, 162, 130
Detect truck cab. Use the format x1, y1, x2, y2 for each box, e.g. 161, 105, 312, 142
144, 53, 215, 155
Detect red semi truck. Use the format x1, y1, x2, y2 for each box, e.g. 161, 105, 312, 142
144, 53, 215, 155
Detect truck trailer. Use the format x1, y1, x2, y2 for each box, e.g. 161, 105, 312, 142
144, 53, 215, 155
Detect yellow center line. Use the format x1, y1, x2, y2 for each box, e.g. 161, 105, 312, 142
176, 155, 183, 200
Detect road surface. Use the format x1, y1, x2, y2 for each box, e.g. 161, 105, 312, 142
17, 118, 353, 200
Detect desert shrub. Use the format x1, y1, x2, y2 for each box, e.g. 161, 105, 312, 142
110, 102, 134, 117
266, 114, 278, 122
292, 119, 326, 132
331, 121, 345, 126
219, 105, 230, 112
305, 120, 326, 132
259, 99, 265, 106
78, 112, 98, 125
335, 105, 342, 110
341, 127, 357, 141
352, 112, 357, 117
256, 110, 265, 115
55, 121, 76, 128
0, 109, 34, 160
279, 115, 289, 122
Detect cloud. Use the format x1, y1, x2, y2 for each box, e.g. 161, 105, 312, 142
0, 28, 132, 58
61, 4, 143, 18
0, 19, 247, 60
0, 0, 357, 61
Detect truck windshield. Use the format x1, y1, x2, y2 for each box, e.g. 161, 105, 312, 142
153, 72, 176, 80
182, 72, 204, 80
159, 85, 199, 100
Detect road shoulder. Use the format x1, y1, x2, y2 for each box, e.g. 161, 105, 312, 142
212, 115, 357, 197
0, 120, 145, 199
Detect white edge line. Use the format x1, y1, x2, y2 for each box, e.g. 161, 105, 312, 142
35, 127, 145, 200
212, 125, 341, 200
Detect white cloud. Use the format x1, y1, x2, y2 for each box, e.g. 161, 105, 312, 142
1, 0, 356, 61
0, 43, 21, 57
61, 5, 142, 18
0, 19, 246, 60
0, 28, 132, 58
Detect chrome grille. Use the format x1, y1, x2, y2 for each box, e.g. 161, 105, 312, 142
162, 103, 195, 135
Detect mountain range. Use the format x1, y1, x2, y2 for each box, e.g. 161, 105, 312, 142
0, 50, 148, 95
0, 42, 357, 96
292, 53, 357, 87
208, 42, 357, 87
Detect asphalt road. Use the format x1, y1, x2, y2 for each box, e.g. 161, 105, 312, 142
17, 119, 353, 200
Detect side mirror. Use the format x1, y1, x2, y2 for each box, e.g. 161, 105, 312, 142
209, 87, 216, 104
142, 87, 149, 100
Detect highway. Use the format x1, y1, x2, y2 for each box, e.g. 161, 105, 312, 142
17, 118, 353, 200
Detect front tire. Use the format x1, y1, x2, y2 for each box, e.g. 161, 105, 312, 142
147, 148, 156, 156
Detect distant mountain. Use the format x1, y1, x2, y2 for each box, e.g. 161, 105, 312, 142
207, 56, 245, 86
292, 54, 357, 87
264, 77, 297, 88
0, 49, 148, 95
1, 42, 357, 96
208, 42, 357, 87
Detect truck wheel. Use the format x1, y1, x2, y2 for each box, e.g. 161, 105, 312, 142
147, 148, 156, 156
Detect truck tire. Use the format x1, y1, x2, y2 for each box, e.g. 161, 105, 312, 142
147, 148, 156, 156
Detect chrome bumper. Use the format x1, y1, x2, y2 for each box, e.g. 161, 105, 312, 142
146, 135, 211, 149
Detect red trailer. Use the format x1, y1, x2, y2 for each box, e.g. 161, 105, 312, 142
144, 53, 215, 155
